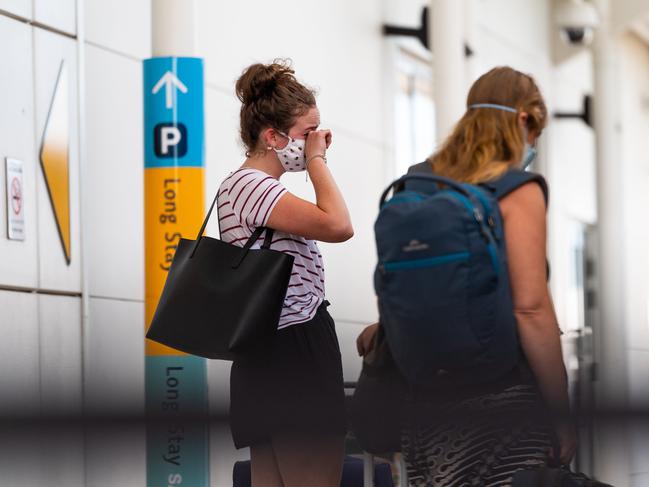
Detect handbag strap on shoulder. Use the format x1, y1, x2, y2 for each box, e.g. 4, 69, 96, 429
231, 227, 275, 268
190, 190, 220, 258
190, 189, 276, 261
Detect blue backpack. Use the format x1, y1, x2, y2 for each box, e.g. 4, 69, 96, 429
374, 162, 548, 387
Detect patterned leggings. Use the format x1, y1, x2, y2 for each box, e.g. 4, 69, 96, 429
402, 384, 553, 487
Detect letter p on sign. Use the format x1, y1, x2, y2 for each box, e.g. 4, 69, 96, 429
154, 123, 187, 158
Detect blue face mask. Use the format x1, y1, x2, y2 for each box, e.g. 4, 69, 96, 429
522, 143, 537, 170
468, 103, 537, 170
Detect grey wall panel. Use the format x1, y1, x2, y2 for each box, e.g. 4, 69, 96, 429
209, 423, 249, 487
33, 27, 81, 292
38, 294, 82, 417
35, 426, 85, 487
632, 473, 649, 486
85, 298, 144, 416
207, 359, 231, 417
0, 290, 40, 416
0, 0, 32, 19
204, 87, 245, 239
33, 0, 76, 35
0, 16, 38, 289
0, 425, 48, 487
85, 45, 144, 301
196, 0, 384, 145
85, 424, 145, 487
85, 0, 150, 59
334, 320, 364, 382
315, 132, 383, 325
629, 350, 649, 475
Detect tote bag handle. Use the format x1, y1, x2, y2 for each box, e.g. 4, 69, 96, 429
190, 190, 274, 262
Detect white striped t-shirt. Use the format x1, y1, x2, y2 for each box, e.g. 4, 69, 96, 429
216, 168, 325, 330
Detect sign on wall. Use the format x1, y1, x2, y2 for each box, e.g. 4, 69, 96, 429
39, 60, 71, 264
5, 158, 25, 241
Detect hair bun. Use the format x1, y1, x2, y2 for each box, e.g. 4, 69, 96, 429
236, 60, 295, 105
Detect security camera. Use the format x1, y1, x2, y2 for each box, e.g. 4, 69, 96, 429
555, 0, 600, 46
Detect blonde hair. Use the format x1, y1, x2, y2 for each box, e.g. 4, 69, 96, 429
428, 67, 547, 184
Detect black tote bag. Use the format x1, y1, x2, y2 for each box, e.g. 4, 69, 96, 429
145, 189, 294, 360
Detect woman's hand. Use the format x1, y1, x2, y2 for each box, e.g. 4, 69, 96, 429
552, 422, 578, 465
305, 129, 332, 159
356, 322, 379, 356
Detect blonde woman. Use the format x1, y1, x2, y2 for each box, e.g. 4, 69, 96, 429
357, 67, 577, 486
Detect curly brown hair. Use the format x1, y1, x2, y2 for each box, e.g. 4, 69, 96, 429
235, 59, 316, 154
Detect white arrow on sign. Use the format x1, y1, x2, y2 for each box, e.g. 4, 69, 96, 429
152, 71, 189, 109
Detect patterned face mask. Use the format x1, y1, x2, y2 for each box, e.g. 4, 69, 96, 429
273, 131, 307, 172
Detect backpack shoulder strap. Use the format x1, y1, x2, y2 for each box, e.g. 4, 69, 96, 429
407, 161, 433, 174
393, 161, 432, 193
481, 169, 549, 206
403, 163, 549, 207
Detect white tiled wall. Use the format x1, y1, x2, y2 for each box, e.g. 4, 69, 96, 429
33, 0, 76, 35
632, 472, 649, 487
85, 425, 146, 487
38, 294, 82, 416
203, 86, 245, 238
0, 16, 38, 289
84, 0, 151, 59
84, 44, 144, 301
85, 298, 145, 416
196, 0, 384, 145
0, 0, 32, 19
0, 290, 40, 416
336, 320, 366, 382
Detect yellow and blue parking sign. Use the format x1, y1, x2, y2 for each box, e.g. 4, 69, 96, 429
143, 57, 209, 487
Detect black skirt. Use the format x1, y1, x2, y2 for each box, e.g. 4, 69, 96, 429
229, 300, 347, 449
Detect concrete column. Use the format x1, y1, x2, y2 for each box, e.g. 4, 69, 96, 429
591, 0, 630, 484
430, 0, 465, 143
152, 0, 197, 57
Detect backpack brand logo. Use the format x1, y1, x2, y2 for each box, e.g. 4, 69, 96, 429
402, 240, 429, 252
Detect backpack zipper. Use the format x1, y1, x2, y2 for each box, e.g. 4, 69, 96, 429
380, 189, 500, 276
380, 251, 470, 273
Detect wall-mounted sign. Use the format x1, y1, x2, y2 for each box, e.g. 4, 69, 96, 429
5, 158, 25, 241
39, 60, 71, 265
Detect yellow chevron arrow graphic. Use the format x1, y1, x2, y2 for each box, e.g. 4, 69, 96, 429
39, 61, 71, 264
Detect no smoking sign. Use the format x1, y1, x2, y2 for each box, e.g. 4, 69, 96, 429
11, 176, 22, 215
5, 158, 25, 240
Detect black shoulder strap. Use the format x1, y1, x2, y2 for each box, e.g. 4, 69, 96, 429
408, 161, 433, 175
403, 163, 548, 207
482, 169, 549, 206
393, 161, 432, 193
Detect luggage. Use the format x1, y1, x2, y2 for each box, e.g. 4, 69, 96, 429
350, 324, 407, 454
232, 455, 394, 487
374, 162, 547, 387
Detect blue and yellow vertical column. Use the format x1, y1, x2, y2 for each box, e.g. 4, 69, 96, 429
143, 57, 210, 486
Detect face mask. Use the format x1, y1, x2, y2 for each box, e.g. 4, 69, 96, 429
468, 103, 538, 171
273, 131, 306, 172
522, 143, 537, 170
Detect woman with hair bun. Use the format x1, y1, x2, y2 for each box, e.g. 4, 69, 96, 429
218, 59, 353, 486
